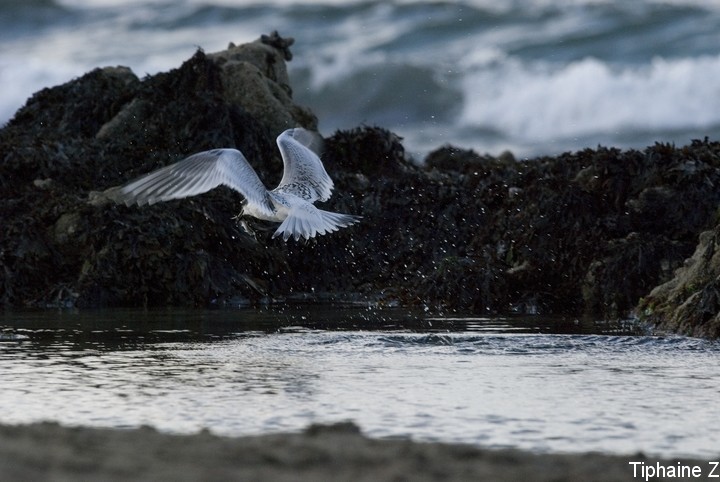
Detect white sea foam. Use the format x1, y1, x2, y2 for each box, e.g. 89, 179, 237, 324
0, 56, 80, 122
3, 0, 720, 158
459, 55, 720, 141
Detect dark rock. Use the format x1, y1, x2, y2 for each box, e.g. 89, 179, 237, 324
322, 126, 410, 179
208, 32, 316, 136
6, 66, 140, 141
3, 33, 720, 338
0, 34, 312, 308
424, 145, 500, 173
638, 226, 720, 338
260, 30, 295, 61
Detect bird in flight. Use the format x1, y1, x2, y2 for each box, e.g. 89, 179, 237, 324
110, 128, 361, 241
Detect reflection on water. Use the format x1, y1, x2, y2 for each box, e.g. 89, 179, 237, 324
1, 306, 718, 458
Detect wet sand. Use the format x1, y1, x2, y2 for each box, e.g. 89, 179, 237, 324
0, 421, 709, 481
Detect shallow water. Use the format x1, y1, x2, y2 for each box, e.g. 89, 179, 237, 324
1, 306, 719, 459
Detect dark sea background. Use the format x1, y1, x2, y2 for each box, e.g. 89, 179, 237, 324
2, 0, 720, 158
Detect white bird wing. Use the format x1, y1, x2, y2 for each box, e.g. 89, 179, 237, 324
113, 148, 275, 217
274, 128, 334, 202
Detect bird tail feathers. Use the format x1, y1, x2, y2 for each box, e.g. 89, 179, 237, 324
273, 206, 361, 242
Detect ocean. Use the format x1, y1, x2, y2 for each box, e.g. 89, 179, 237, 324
3, 0, 720, 159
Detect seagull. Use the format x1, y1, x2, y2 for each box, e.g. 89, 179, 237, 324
110, 128, 361, 241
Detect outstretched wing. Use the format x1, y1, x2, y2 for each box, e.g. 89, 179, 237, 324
111, 149, 275, 217
274, 128, 334, 202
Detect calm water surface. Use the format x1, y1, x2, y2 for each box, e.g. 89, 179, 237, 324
1, 306, 719, 459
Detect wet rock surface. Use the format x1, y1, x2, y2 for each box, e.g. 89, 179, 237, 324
638, 226, 720, 338
2, 33, 720, 336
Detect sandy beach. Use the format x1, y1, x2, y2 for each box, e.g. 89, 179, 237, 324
0, 421, 711, 481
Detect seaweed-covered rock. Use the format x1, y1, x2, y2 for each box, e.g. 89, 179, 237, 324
4, 31, 720, 339
637, 226, 720, 338
323, 126, 410, 179
207, 31, 317, 136
290, 133, 720, 323
0, 33, 313, 308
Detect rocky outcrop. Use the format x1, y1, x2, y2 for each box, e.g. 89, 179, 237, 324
0, 33, 315, 308
302, 138, 720, 319
3, 32, 720, 337
638, 226, 720, 338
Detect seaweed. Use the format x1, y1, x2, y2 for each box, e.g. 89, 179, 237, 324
4, 35, 720, 338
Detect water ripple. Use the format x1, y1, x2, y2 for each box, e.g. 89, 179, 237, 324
1, 309, 719, 459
